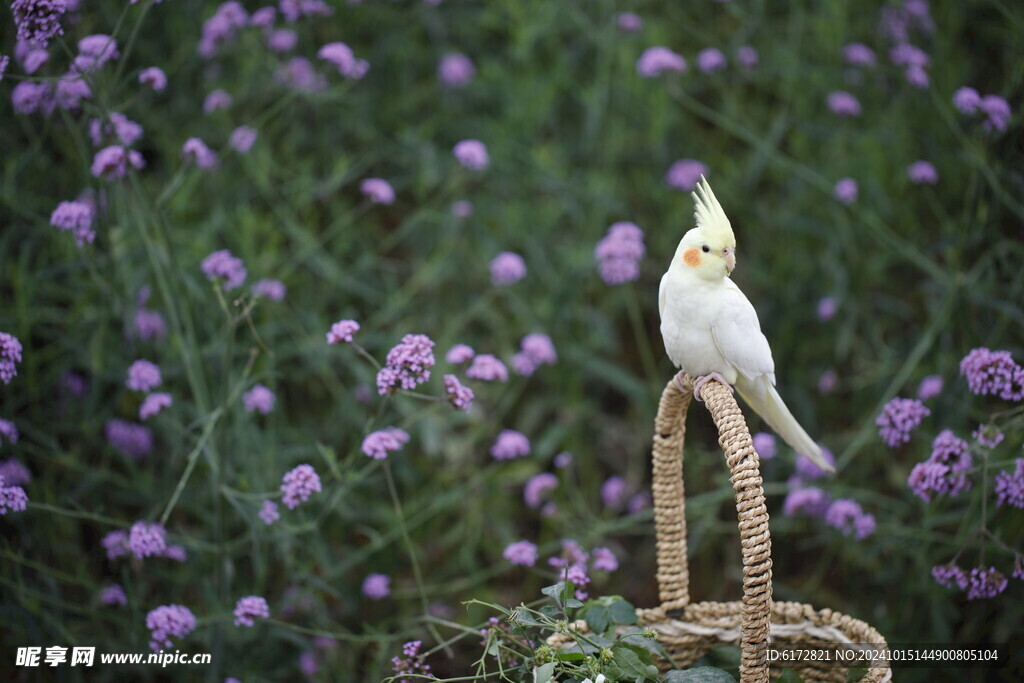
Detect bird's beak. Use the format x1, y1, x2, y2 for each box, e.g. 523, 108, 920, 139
724, 249, 736, 275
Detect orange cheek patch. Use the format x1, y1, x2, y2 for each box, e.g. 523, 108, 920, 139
683, 248, 702, 267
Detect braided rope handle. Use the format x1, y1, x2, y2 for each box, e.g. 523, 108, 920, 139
651, 373, 773, 681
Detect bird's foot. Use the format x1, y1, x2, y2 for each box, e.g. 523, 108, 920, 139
693, 372, 733, 402
672, 371, 690, 395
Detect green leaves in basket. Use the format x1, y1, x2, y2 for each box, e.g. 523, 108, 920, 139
604, 643, 660, 682
663, 666, 737, 682
578, 596, 639, 635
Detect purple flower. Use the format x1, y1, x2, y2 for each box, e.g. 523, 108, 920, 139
146, 605, 196, 651
917, 374, 943, 400
889, 43, 929, 68
595, 221, 645, 285
438, 53, 475, 88
980, 95, 1012, 132
182, 137, 218, 169
932, 563, 969, 590
391, 640, 431, 681
90, 145, 145, 180
490, 429, 530, 460
360, 178, 395, 205
362, 573, 391, 600
73, 34, 119, 73
280, 0, 332, 22
601, 475, 627, 508
616, 12, 643, 32
831, 178, 856, 204
0, 333, 23, 385
665, 159, 708, 192
274, 57, 327, 93
251, 278, 285, 300
972, 424, 1004, 449
783, 486, 830, 517
0, 457, 30, 485
445, 344, 475, 364
827, 91, 861, 117
197, 2, 247, 58
229, 126, 258, 153
636, 46, 686, 77
510, 333, 558, 377
824, 499, 875, 539
966, 566, 1008, 600
102, 530, 129, 559
12, 0, 66, 49
795, 445, 835, 479
134, 309, 167, 341
0, 420, 17, 448
361, 427, 410, 460
451, 200, 473, 218
138, 66, 167, 92
105, 419, 153, 459
953, 87, 981, 114
960, 348, 1024, 401
696, 47, 727, 73
249, 7, 276, 28
466, 354, 508, 382
201, 249, 247, 290
139, 393, 172, 420
554, 451, 573, 468
904, 65, 929, 89
591, 547, 618, 572
126, 360, 161, 392
162, 544, 187, 562
266, 28, 297, 52
908, 430, 972, 502
317, 42, 368, 79
326, 319, 360, 344
128, 521, 167, 559
11, 82, 53, 116
994, 459, 1024, 508
280, 464, 321, 509
503, 540, 538, 567
50, 200, 96, 246
818, 369, 838, 395
100, 585, 127, 606
752, 432, 776, 460
0, 55, 8, 81
89, 113, 143, 147
816, 296, 838, 321
842, 43, 876, 66
453, 139, 489, 170
490, 252, 526, 286
907, 160, 938, 184
907, 461, 950, 503
376, 334, 436, 395
876, 397, 930, 447
524, 472, 558, 509
243, 384, 276, 414
0, 476, 28, 515
203, 89, 232, 113
259, 500, 279, 525
736, 45, 758, 68
233, 596, 270, 627
443, 374, 474, 412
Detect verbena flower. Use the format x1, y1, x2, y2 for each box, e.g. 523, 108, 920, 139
201, 249, 247, 290
824, 499, 876, 539
362, 573, 391, 599
601, 475, 627, 508
274, 57, 327, 92
0, 421, 17, 449
502, 540, 538, 566
831, 178, 856, 204
591, 547, 618, 572
0, 475, 29, 515
317, 42, 368, 79
554, 451, 573, 468
12, 0, 66, 49
796, 445, 835, 479
11, 82, 54, 115
126, 360, 161, 392
489, 252, 526, 286
89, 113, 143, 147
453, 139, 489, 170
266, 28, 297, 52
280, 464, 321, 509
445, 344, 475, 364
966, 566, 1008, 600
817, 296, 838, 321
952, 86, 981, 113
251, 278, 284, 300
138, 66, 167, 92
994, 459, 1024, 508
376, 334, 435, 394
960, 347, 1024, 400
198, 2, 248, 58
233, 596, 270, 627
438, 53, 474, 88
842, 43, 876, 66
50, 200, 95, 246
615, 12, 643, 32
360, 178, 395, 204
736, 45, 758, 68
972, 424, 1004, 449
818, 368, 838, 395
259, 500, 279, 525
361, 427, 410, 460
182, 137, 218, 169
752, 432, 777, 460
243, 384, 276, 414
146, 605, 196, 651
73, 34, 119, 73
203, 89, 232, 113
980, 95, 1011, 132
100, 585, 127, 606
134, 308, 167, 341
907, 160, 938, 184
466, 354, 508, 382
595, 221, 645, 285
917, 374, 943, 400
229, 126, 258, 153
0, 333, 23, 385
876, 397, 930, 447
90, 145, 145, 180
636, 46, 686, 77
0, 457, 30, 485
391, 640, 431, 681
931, 563, 968, 590
490, 429, 530, 460
128, 521, 167, 559
523, 472, 558, 509
443, 374, 474, 412
665, 159, 707, 191
326, 319, 359, 344
517, 334, 557, 376
827, 91, 862, 116
908, 430, 972, 502
162, 545, 187, 562
102, 530, 130, 559
105, 419, 153, 459
0, 55, 8, 81
783, 485, 830, 517
696, 47, 727, 73
140, 393, 172, 420
280, 0, 332, 22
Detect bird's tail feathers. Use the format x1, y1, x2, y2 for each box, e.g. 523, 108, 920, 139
736, 378, 835, 473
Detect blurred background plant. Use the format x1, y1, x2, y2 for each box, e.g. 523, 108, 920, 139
0, 0, 1021, 681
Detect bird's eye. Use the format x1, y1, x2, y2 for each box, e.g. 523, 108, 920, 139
701, 245, 710, 253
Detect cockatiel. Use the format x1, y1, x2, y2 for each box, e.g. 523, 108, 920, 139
658, 176, 834, 473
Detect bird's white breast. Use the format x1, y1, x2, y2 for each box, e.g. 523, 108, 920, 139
658, 271, 738, 382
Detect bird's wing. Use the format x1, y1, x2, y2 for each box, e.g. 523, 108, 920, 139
710, 280, 776, 384
658, 272, 668, 319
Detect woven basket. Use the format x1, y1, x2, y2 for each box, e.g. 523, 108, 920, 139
602, 374, 889, 681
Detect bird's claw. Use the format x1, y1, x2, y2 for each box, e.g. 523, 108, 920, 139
672, 371, 689, 395
693, 372, 733, 402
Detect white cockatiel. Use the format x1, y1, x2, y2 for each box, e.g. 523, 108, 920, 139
658, 176, 834, 473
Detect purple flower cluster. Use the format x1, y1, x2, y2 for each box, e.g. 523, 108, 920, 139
973, 424, 1004, 449
0, 475, 29, 516
140, 393, 172, 420
360, 178, 395, 205
100, 585, 127, 606
318, 42, 369, 79
466, 354, 508, 382
233, 596, 270, 627
453, 139, 489, 171
182, 137, 218, 169
105, 419, 153, 459
934, 563, 1009, 600
391, 640, 431, 682
752, 432, 777, 460
907, 430, 972, 502
601, 475, 628, 508
523, 472, 558, 509
959, 348, 1024, 401
994, 459, 1024, 508
931, 562, 968, 590
0, 457, 30, 485
259, 500, 279, 525
201, 249, 247, 290
50, 199, 96, 246
0, 333, 22, 385
824, 498, 876, 539
326, 319, 359, 344
665, 159, 707, 192
89, 113, 143, 147
842, 43, 876, 66
595, 222, 645, 285
512, 333, 557, 376
274, 57, 327, 93
490, 252, 527, 286
198, 1, 249, 59
438, 53, 475, 88
696, 47, 727, 73
280, 0, 332, 22
876, 397, 930, 447
917, 374, 943, 400
443, 374, 474, 412
280, 464, 321, 509
146, 604, 196, 651
126, 360, 162, 392
502, 540, 538, 567
445, 344, 474, 364
128, 521, 167, 559
243, 384, 276, 414
361, 427, 410, 460
636, 46, 686, 77
75, 34, 120, 73
251, 278, 285, 300
376, 334, 435, 395
796, 446, 836, 480
203, 89, 232, 114
834, 177, 858, 205
135, 307, 167, 341
827, 91, 862, 117
736, 46, 758, 68
12, 0, 66, 49
139, 66, 167, 92
783, 485, 831, 517
230, 126, 258, 154
362, 573, 391, 600
90, 146, 145, 181
490, 429, 530, 460
907, 160, 938, 185
953, 87, 1012, 132
616, 12, 643, 32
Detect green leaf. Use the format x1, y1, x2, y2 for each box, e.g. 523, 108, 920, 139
565, 597, 584, 609
536, 662, 556, 682
556, 651, 586, 662
609, 598, 639, 625
578, 604, 612, 634
541, 582, 565, 600
606, 644, 660, 682
663, 666, 737, 682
